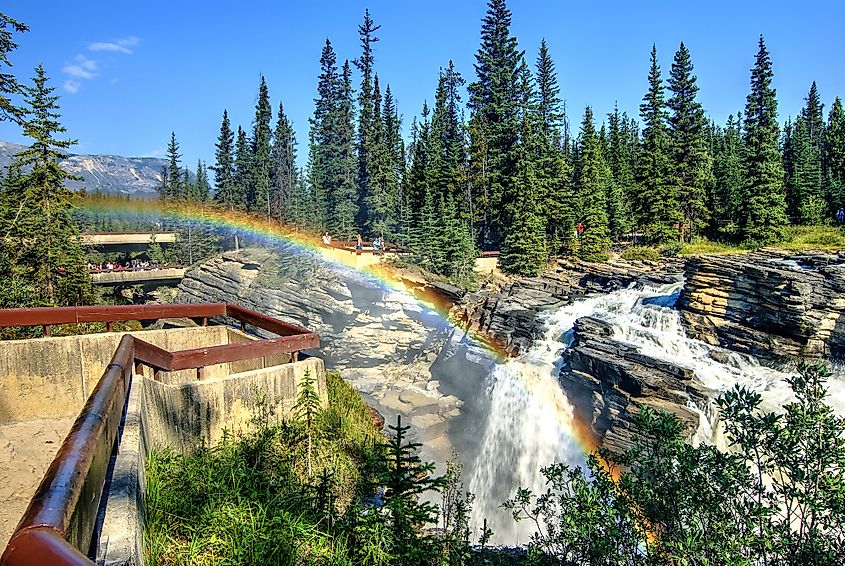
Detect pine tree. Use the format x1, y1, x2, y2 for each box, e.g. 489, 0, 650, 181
307, 40, 338, 232
2, 65, 92, 305
294, 368, 322, 478
740, 36, 787, 243
440, 195, 477, 283
271, 101, 297, 223
233, 126, 251, 211
166, 132, 183, 200
382, 84, 406, 224
825, 98, 845, 209
429, 61, 469, 228
379, 414, 445, 556
468, 0, 523, 249
195, 160, 210, 201
667, 42, 711, 241
354, 9, 381, 233
211, 109, 237, 209
500, 113, 547, 275
405, 105, 432, 245
574, 107, 612, 262
333, 60, 358, 239
606, 104, 634, 239
712, 113, 744, 225
788, 116, 825, 224
365, 75, 397, 238
637, 45, 677, 243
250, 76, 273, 218
534, 40, 573, 255
0, 13, 27, 124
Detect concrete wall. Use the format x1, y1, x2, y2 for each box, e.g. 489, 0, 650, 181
96, 358, 326, 565
0, 326, 279, 424
142, 357, 326, 453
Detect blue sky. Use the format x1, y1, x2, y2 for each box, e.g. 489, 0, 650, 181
1, 1, 844, 171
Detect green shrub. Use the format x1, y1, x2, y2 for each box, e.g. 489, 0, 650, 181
658, 240, 683, 257
621, 246, 660, 262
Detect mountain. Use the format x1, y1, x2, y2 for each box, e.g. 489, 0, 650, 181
0, 140, 183, 197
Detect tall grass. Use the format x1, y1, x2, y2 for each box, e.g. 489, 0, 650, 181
144, 371, 379, 565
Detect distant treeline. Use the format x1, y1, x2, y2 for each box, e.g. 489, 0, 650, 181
153, 0, 844, 279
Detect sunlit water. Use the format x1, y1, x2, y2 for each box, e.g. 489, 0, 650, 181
468, 284, 845, 544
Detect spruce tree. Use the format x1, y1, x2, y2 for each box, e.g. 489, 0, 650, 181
740, 36, 788, 243
211, 109, 237, 209
365, 75, 397, 239
789, 117, 825, 223
534, 40, 573, 255
307, 40, 338, 232
637, 45, 677, 243
382, 84, 406, 222
667, 42, 711, 241
825, 98, 845, 209
405, 104, 433, 251
606, 104, 634, 239
379, 415, 445, 558
250, 76, 273, 218
333, 60, 358, 239
499, 113, 547, 275
468, 0, 523, 249
0, 13, 27, 124
195, 160, 210, 201
712, 113, 744, 225
3, 65, 92, 305
354, 9, 381, 233
166, 132, 183, 200
574, 107, 612, 262
233, 126, 251, 211
271, 101, 297, 223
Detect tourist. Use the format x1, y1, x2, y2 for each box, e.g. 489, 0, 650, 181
356, 234, 363, 255
322, 232, 331, 246
577, 223, 585, 239
837, 208, 844, 225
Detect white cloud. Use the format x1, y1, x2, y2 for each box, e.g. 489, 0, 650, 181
144, 146, 166, 158
62, 55, 98, 79
88, 36, 139, 54
63, 79, 81, 93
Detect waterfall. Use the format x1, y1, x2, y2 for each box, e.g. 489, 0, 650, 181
468, 284, 845, 545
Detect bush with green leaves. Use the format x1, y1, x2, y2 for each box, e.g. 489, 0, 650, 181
145, 370, 509, 565
506, 360, 845, 565
620, 245, 660, 262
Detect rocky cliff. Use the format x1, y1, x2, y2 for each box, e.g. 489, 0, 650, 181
678, 251, 845, 360
457, 256, 684, 355
560, 316, 708, 454
175, 248, 489, 465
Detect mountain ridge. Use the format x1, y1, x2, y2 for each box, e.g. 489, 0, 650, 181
0, 140, 185, 197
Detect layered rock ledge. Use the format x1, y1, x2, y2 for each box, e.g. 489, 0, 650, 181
678, 251, 845, 360
560, 317, 708, 454
458, 257, 684, 355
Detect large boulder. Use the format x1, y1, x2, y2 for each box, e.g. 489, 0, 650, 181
677, 251, 845, 360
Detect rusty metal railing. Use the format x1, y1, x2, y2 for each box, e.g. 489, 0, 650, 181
0, 303, 320, 565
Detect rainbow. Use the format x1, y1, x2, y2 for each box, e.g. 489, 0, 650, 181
80, 195, 597, 453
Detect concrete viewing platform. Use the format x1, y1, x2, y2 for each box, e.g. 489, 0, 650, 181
0, 303, 324, 565
81, 232, 177, 246
90, 267, 187, 285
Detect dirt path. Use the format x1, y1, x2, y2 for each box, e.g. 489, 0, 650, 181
0, 417, 75, 549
